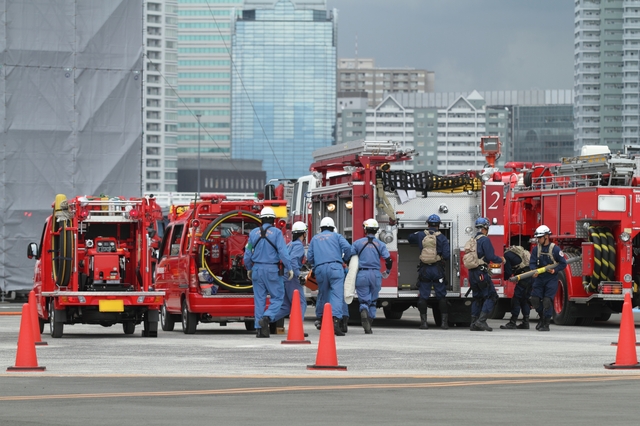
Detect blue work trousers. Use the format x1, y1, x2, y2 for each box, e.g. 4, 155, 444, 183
355, 269, 381, 319
252, 265, 284, 328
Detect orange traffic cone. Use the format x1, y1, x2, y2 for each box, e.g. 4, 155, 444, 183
307, 303, 347, 370
7, 304, 46, 372
282, 289, 310, 345
29, 290, 47, 346
605, 292, 640, 369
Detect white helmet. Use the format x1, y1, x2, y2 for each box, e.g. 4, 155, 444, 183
363, 218, 379, 229
259, 207, 276, 218
534, 225, 551, 238
292, 221, 308, 233
320, 217, 335, 228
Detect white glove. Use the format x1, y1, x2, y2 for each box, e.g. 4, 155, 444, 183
247, 270, 252, 281
381, 270, 390, 279
287, 270, 294, 280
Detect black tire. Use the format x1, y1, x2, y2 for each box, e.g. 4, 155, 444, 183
576, 316, 595, 327
49, 300, 63, 338
38, 318, 45, 334
347, 300, 362, 326
160, 302, 175, 332
596, 313, 612, 322
122, 322, 135, 335
552, 272, 577, 326
181, 300, 197, 334
244, 320, 256, 331
383, 307, 403, 320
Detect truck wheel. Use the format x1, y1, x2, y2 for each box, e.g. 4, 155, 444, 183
244, 320, 255, 331
49, 300, 63, 338
38, 318, 45, 334
181, 300, 197, 334
552, 272, 577, 326
160, 303, 175, 331
123, 322, 135, 335
596, 313, 612, 322
383, 307, 403, 320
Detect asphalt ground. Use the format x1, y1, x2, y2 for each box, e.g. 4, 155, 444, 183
1, 306, 640, 425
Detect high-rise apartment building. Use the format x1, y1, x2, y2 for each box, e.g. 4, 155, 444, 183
143, 1, 179, 192
338, 58, 435, 108
175, 0, 241, 191
231, 0, 337, 181
574, 0, 640, 153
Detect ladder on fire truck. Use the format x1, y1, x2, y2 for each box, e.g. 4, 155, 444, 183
312, 140, 414, 163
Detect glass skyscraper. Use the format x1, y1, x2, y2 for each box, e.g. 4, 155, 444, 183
231, 0, 337, 181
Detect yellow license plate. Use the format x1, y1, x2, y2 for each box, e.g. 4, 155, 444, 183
99, 300, 124, 312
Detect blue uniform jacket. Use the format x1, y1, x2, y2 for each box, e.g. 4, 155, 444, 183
352, 234, 391, 269
529, 243, 567, 278
244, 224, 292, 272
287, 239, 305, 276
307, 230, 353, 267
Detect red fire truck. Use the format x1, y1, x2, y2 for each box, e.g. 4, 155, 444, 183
295, 140, 499, 326
496, 144, 640, 324
154, 194, 288, 334
27, 194, 165, 338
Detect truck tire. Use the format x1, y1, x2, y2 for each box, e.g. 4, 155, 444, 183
38, 318, 45, 334
122, 322, 135, 335
244, 320, 255, 331
383, 307, 403, 320
181, 300, 197, 334
160, 302, 175, 331
49, 300, 63, 338
552, 271, 577, 326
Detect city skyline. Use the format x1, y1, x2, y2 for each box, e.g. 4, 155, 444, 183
326, 0, 575, 92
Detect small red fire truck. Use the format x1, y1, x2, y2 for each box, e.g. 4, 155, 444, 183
27, 194, 165, 337
154, 194, 288, 334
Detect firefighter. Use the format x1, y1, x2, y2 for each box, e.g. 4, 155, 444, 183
469, 217, 503, 332
244, 207, 293, 338
500, 246, 532, 329
530, 225, 567, 332
351, 218, 393, 334
307, 217, 353, 336
274, 221, 308, 325
408, 214, 451, 330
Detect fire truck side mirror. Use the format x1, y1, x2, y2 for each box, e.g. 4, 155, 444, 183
147, 225, 157, 239
27, 242, 39, 260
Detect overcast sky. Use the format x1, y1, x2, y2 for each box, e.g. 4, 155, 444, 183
325, 0, 575, 93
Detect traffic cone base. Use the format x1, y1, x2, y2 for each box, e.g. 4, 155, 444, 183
604, 292, 639, 370
7, 304, 45, 372
610, 342, 640, 346
307, 303, 347, 371
282, 289, 310, 345
28, 290, 48, 346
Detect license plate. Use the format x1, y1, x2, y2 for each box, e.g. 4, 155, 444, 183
99, 300, 124, 312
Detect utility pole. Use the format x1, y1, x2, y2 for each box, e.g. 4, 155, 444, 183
196, 114, 201, 194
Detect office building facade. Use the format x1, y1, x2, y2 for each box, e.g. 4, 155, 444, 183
144, 0, 179, 192
574, 0, 640, 153
338, 58, 435, 108
231, 0, 337, 181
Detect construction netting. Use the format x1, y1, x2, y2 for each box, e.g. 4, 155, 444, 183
0, 0, 143, 294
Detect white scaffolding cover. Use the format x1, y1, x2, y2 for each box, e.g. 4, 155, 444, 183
0, 0, 143, 293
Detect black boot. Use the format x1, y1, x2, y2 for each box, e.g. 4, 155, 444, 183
258, 316, 270, 338
473, 312, 492, 332
419, 313, 429, 330
440, 313, 449, 330
314, 318, 322, 330
500, 316, 517, 330
470, 316, 479, 331
538, 317, 550, 332
535, 317, 543, 331
361, 310, 372, 334
341, 316, 349, 333
333, 317, 345, 336
516, 315, 530, 329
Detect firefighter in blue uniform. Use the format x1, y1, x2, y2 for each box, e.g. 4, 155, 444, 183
530, 225, 567, 332
244, 207, 293, 338
500, 246, 532, 329
408, 214, 451, 330
307, 217, 353, 336
351, 218, 392, 334
469, 217, 503, 332
274, 221, 308, 325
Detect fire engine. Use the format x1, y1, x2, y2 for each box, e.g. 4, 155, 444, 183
295, 139, 492, 326
497, 144, 640, 324
154, 194, 288, 334
27, 194, 165, 338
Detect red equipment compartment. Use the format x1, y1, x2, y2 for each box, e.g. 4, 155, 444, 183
582, 242, 594, 277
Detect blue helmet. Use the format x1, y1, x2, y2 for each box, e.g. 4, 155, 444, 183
475, 217, 490, 229
427, 214, 441, 224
